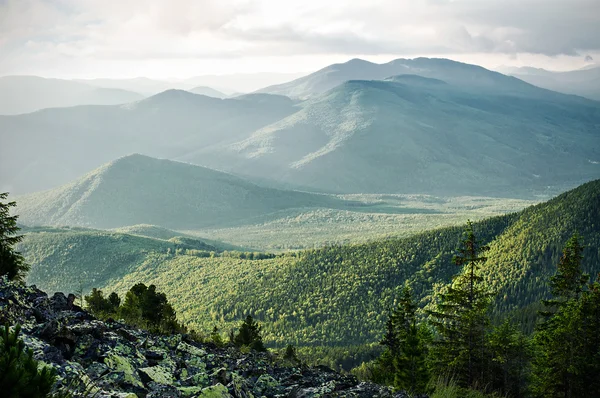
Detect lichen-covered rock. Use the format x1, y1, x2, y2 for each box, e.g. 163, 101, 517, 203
138, 365, 175, 386
0, 277, 402, 398
197, 383, 231, 397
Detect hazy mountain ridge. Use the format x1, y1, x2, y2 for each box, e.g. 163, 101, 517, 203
257, 57, 550, 99
0, 91, 298, 194
2, 58, 599, 197
0, 75, 144, 115
499, 65, 600, 101
188, 86, 228, 98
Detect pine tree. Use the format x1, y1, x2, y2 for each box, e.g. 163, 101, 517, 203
0, 193, 29, 282
428, 220, 493, 389
0, 324, 56, 397
576, 275, 600, 397
283, 344, 300, 364
234, 315, 266, 352
210, 326, 224, 346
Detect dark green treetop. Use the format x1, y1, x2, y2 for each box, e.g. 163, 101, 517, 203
234, 315, 266, 352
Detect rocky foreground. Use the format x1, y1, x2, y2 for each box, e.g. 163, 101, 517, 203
0, 278, 406, 398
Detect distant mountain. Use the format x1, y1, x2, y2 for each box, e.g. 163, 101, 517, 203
0, 76, 143, 115
257, 57, 545, 99
188, 86, 227, 98
3, 59, 599, 198
181, 72, 308, 94
0, 90, 297, 194
73, 77, 186, 96
222, 76, 600, 196
15, 154, 347, 229
499, 65, 600, 101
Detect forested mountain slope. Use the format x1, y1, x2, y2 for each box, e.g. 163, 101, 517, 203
223, 77, 600, 196
97, 179, 600, 348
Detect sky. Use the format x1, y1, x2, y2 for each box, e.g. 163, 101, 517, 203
0, 0, 599, 79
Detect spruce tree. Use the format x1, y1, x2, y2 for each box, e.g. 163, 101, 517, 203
547, 234, 588, 305
0, 193, 29, 282
532, 235, 597, 398
428, 220, 493, 389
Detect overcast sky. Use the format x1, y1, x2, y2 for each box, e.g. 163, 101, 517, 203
0, 0, 598, 78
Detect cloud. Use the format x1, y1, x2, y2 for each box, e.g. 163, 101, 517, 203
0, 0, 599, 75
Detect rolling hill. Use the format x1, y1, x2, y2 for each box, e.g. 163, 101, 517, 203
0, 90, 297, 194
18, 225, 227, 295
222, 76, 600, 196
14, 154, 348, 229
0, 75, 143, 115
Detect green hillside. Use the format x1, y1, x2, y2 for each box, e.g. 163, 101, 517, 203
19, 225, 220, 294
14, 154, 348, 229
97, 179, 600, 349
224, 77, 600, 196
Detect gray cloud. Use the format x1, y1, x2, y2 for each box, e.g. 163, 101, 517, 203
0, 0, 598, 75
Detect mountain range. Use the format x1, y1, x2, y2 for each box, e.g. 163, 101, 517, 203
0, 91, 297, 193
2, 57, 599, 197
218, 72, 600, 196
